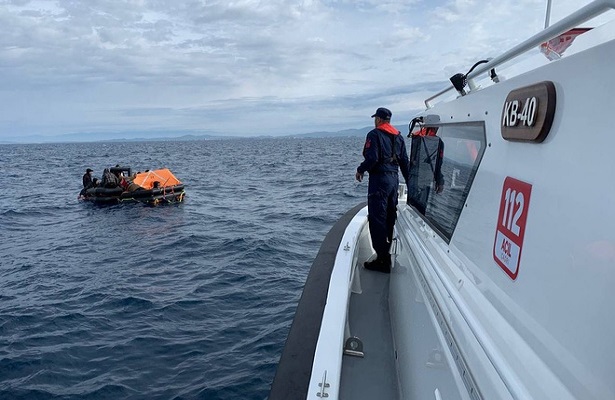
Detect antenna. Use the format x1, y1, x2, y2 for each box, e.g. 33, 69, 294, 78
544, 0, 553, 28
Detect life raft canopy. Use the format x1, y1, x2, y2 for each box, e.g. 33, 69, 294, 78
133, 168, 182, 190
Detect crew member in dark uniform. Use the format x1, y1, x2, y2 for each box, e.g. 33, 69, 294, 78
356, 107, 410, 273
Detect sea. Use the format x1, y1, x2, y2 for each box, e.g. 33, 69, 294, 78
0, 136, 367, 400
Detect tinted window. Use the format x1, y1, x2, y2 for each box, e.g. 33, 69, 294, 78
407, 123, 486, 240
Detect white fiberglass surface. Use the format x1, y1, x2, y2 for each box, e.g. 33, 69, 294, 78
421, 38, 615, 399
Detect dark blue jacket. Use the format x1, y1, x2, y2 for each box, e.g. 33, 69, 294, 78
357, 125, 410, 184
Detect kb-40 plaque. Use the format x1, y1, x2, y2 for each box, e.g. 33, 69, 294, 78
501, 81, 556, 142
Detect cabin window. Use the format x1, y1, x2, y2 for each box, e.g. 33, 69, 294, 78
406, 122, 486, 241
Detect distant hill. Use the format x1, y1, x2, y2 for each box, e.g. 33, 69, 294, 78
291, 125, 407, 138
292, 127, 369, 138
0, 130, 227, 144
0, 125, 409, 144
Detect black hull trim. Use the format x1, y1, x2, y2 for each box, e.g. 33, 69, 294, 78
269, 202, 366, 399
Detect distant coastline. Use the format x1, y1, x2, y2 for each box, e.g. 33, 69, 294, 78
0, 126, 408, 145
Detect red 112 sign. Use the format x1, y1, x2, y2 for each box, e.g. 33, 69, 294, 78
493, 177, 532, 280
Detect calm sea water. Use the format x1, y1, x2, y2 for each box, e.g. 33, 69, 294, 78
0, 137, 366, 400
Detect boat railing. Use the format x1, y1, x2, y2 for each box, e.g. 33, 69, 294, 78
306, 207, 369, 399
269, 203, 367, 400
424, 0, 615, 108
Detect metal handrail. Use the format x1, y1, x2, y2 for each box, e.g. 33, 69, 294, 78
424, 0, 615, 108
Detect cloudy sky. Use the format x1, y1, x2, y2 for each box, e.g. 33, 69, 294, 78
0, 0, 601, 139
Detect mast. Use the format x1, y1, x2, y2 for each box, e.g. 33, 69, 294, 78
544, 0, 553, 28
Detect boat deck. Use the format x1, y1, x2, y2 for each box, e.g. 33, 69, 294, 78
340, 235, 399, 400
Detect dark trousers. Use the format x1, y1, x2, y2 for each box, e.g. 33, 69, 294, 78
367, 173, 399, 260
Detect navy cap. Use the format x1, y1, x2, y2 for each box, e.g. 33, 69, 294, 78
371, 107, 392, 119
86, 168, 93, 173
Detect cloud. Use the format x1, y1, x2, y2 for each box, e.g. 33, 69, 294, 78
0, 0, 603, 139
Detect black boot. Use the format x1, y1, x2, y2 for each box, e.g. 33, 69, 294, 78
364, 256, 391, 273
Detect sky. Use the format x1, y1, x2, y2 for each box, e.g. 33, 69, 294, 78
0, 0, 602, 140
